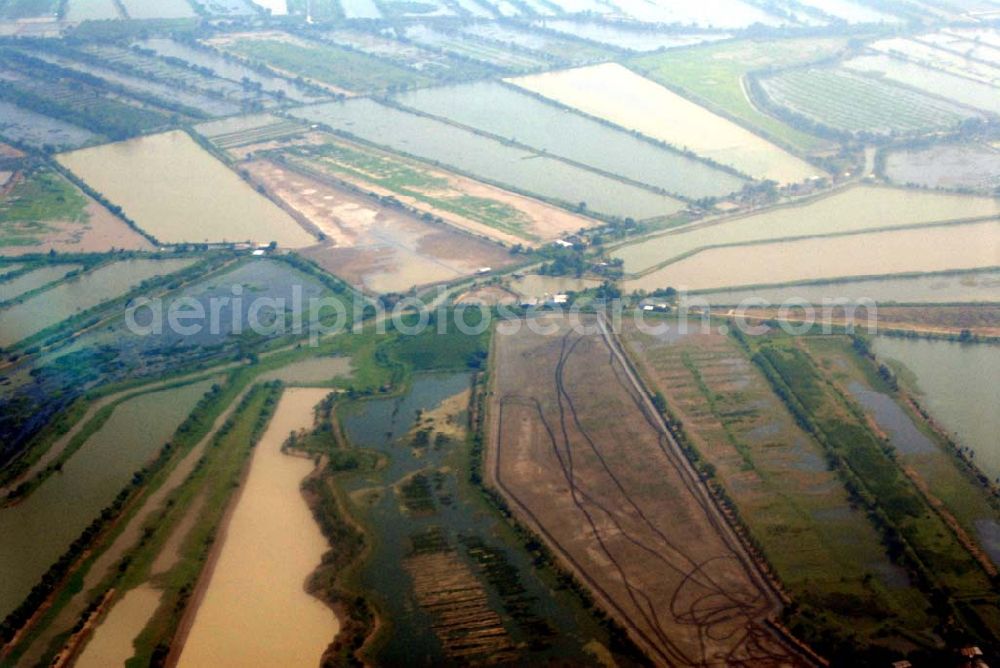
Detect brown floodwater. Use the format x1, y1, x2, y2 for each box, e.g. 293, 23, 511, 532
177, 387, 339, 667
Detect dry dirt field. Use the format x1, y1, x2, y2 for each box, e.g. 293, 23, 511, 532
237, 132, 596, 246
488, 314, 800, 666
243, 160, 514, 293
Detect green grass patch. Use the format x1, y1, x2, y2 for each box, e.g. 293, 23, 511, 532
0, 170, 88, 247
284, 141, 533, 239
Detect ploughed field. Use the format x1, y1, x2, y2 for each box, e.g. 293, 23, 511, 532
488, 313, 798, 666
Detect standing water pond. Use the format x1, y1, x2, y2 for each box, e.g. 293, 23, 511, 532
336, 373, 605, 665
0, 380, 212, 619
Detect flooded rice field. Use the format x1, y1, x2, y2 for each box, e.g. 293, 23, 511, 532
0, 101, 95, 150
873, 337, 1000, 481
606, 0, 787, 28
843, 54, 1000, 115
65, 0, 120, 21
259, 355, 353, 384
0, 264, 81, 302
509, 63, 818, 184
0, 257, 194, 347
626, 220, 1000, 292
75, 585, 162, 668
119, 0, 195, 18
291, 99, 683, 221
138, 38, 316, 103
690, 269, 1000, 305
885, 143, 1000, 192
58, 131, 316, 248
532, 20, 729, 51
615, 186, 1000, 274
0, 380, 212, 619
339, 0, 381, 17
393, 81, 746, 199
178, 387, 338, 667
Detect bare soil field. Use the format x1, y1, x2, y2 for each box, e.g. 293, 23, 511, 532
242, 160, 514, 293
245, 133, 596, 246
488, 314, 800, 666
621, 323, 932, 650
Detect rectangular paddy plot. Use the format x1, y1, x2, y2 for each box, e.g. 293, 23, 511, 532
458, 23, 612, 65
509, 63, 820, 185
621, 323, 931, 650
842, 53, 1000, 115
885, 143, 1000, 192
0, 257, 194, 347
119, 0, 196, 18
320, 27, 495, 80
394, 82, 747, 200
869, 36, 1000, 87
625, 220, 1000, 292
0, 101, 94, 150
7, 52, 228, 121
195, 113, 309, 150
758, 67, 979, 135
206, 31, 434, 95
58, 130, 316, 248
256, 135, 595, 245
629, 38, 848, 153
292, 99, 682, 222
603, 0, 789, 28
25, 44, 250, 117
402, 24, 552, 72
242, 159, 515, 293
614, 185, 1000, 274
488, 315, 797, 666
686, 270, 1000, 306
0, 167, 151, 255
136, 38, 321, 104
65, 0, 123, 21
533, 21, 730, 52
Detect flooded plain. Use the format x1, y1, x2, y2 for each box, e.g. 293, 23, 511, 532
626, 221, 1000, 292
0, 381, 211, 619
885, 143, 1000, 192
58, 131, 316, 248
177, 387, 338, 667
0, 264, 81, 302
291, 99, 683, 221
65, 0, 120, 21
394, 81, 746, 199
509, 63, 818, 184
615, 186, 1000, 274
873, 337, 1000, 480
0, 257, 194, 347
75, 585, 162, 668
337, 373, 600, 664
